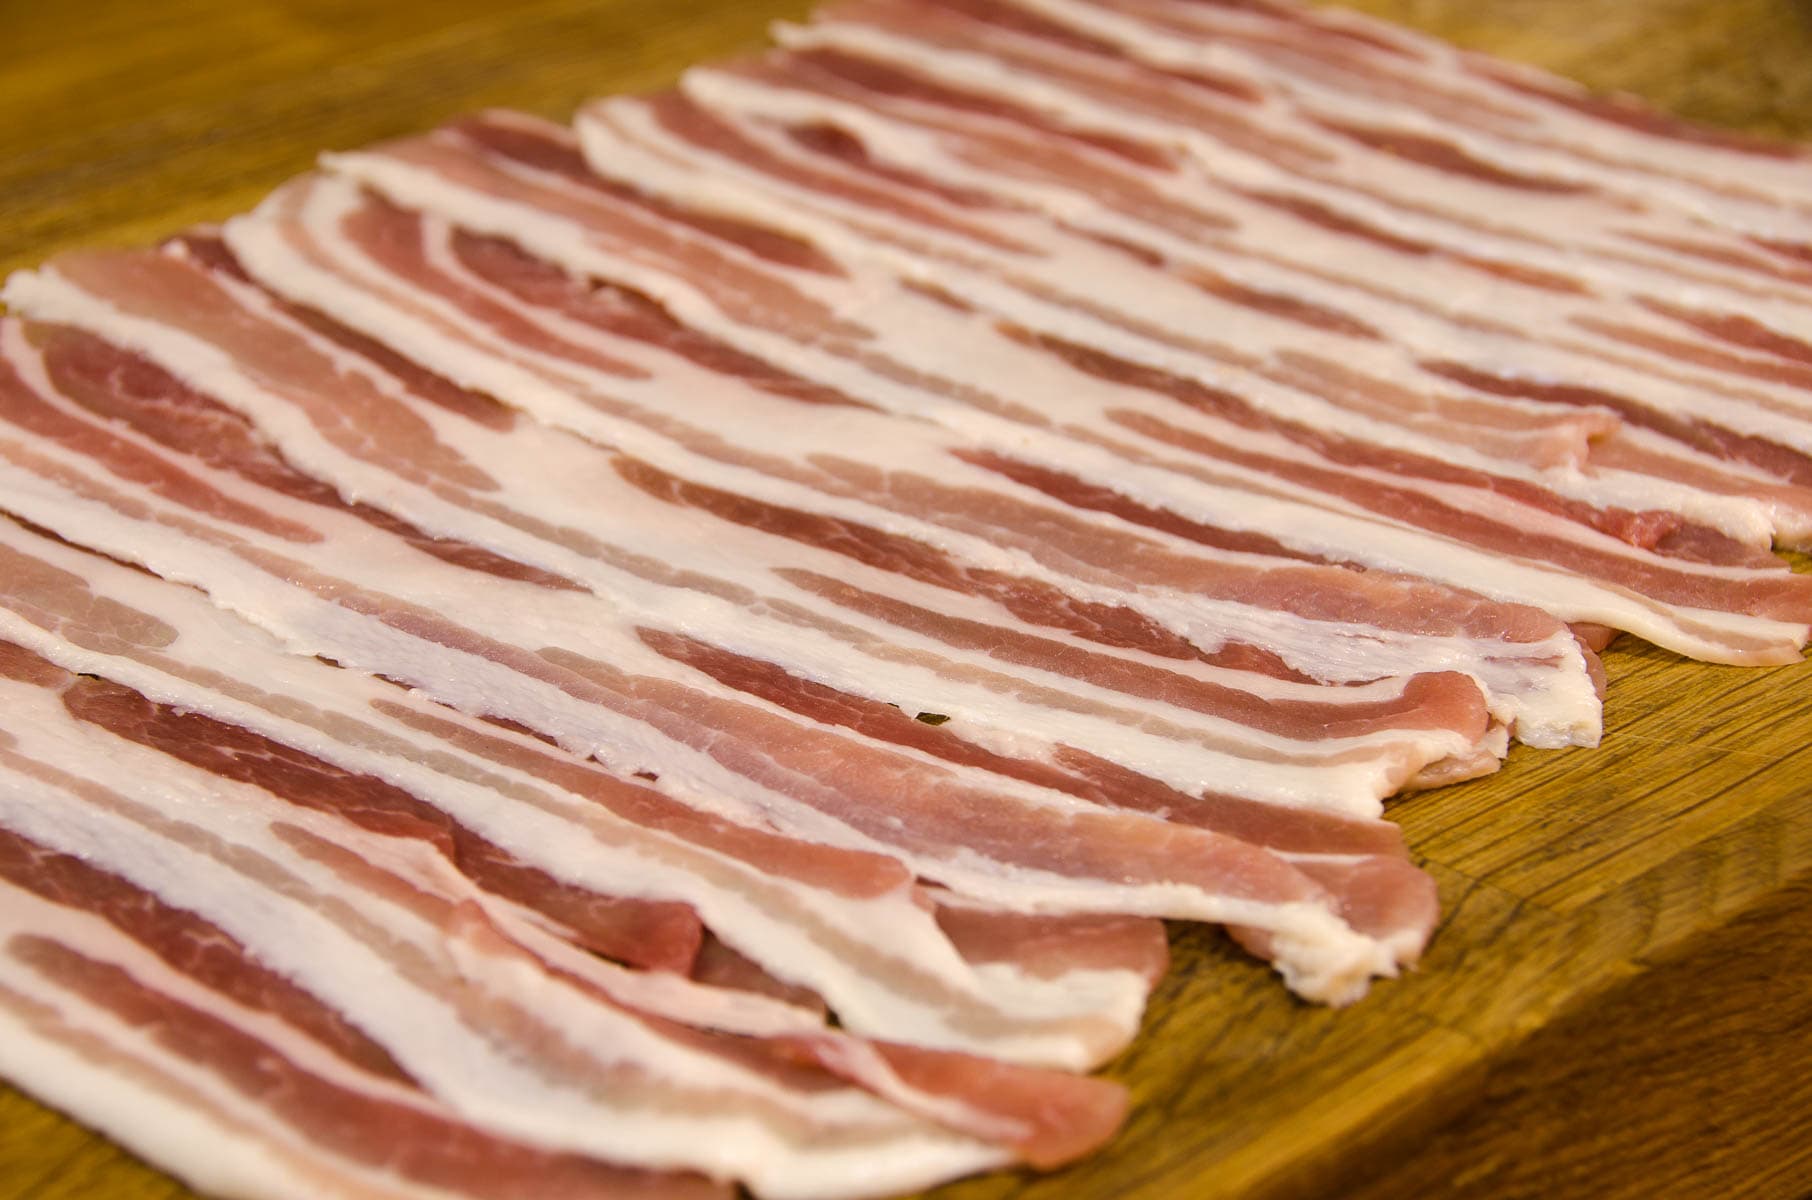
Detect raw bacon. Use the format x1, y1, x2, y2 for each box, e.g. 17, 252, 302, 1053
192, 172, 1610, 747
0, 317, 1436, 1003
1, 0, 1811, 1198
0, 514, 1157, 1073
0, 625, 1136, 1194
731, 0, 1812, 534
210, 112, 1812, 672
13, 246, 1505, 806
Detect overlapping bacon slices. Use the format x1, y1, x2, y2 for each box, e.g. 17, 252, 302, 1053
2, 0, 1811, 1197
0, 524, 1139, 1194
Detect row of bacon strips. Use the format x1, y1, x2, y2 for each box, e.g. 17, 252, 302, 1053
4, 0, 1812, 1197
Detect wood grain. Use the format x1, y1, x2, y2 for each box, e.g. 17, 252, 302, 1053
2, 2, 1811, 1198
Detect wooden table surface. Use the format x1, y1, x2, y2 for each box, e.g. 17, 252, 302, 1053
3, 2, 1812, 1198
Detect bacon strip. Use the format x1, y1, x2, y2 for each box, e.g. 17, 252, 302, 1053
2, 1, 1812, 1197
630, 60, 1812, 540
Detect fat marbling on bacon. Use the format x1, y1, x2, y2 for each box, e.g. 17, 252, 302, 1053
1, 0, 1811, 1197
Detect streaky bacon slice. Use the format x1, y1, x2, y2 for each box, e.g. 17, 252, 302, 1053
45, 237, 1514, 790
928, 891, 1169, 988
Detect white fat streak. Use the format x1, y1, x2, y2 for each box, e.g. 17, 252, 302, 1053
279, 152, 1605, 743
0, 387, 1395, 1005
0, 696, 1017, 1199
0, 490, 1151, 1071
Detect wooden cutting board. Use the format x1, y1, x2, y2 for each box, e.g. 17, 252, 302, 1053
3, 2, 1811, 1197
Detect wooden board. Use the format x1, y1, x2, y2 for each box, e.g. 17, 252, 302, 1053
3, 2, 1812, 1197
